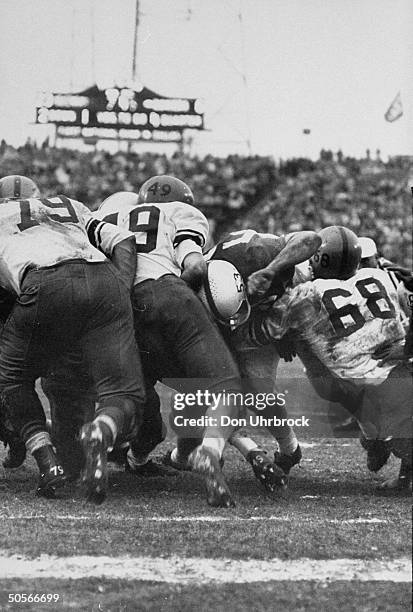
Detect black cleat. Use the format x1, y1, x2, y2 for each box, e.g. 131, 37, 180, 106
367, 443, 391, 473
162, 449, 192, 472
3, 438, 27, 469
80, 422, 111, 504
107, 444, 129, 466
163, 448, 224, 472
188, 446, 235, 508
274, 444, 302, 475
33, 445, 66, 499
126, 458, 178, 477
247, 449, 287, 492
360, 436, 391, 472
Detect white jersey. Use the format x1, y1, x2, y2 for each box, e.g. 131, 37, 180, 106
95, 200, 209, 284
0, 195, 131, 295
263, 267, 406, 382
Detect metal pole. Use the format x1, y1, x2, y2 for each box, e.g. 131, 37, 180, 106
238, 0, 252, 155
132, 0, 140, 84
90, 0, 96, 84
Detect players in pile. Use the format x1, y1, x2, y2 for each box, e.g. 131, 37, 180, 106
166, 226, 322, 488
1, 171, 410, 500
244, 225, 412, 488
96, 177, 247, 507
32, 180, 312, 498
0, 174, 146, 503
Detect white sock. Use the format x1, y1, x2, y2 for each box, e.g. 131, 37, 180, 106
277, 432, 298, 456
200, 437, 225, 459
94, 415, 117, 448
170, 447, 180, 463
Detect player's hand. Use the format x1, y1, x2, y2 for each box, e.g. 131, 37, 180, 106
247, 269, 273, 297
385, 265, 413, 291
274, 332, 297, 362
373, 343, 406, 366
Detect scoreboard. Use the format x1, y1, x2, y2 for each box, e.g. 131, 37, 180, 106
35, 84, 205, 143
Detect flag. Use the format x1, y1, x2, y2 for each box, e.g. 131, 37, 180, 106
384, 91, 403, 122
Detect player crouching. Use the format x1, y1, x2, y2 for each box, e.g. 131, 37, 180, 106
246, 226, 412, 490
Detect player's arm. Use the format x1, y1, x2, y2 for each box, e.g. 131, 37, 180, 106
173, 203, 209, 291
374, 311, 413, 365
75, 201, 137, 289
249, 282, 316, 345
248, 231, 321, 296
180, 252, 207, 292
109, 236, 137, 290
87, 215, 137, 289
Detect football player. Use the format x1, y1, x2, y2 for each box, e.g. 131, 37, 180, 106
209, 228, 321, 472
247, 225, 412, 489
167, 227, 321, 489
95, 177, 247, 508
334, 235, 411, 433
0, 174, 146, 503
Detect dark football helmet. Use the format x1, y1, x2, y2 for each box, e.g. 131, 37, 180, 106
310, 226, 361, 280
137, 175, 194, 206
0, 175, 40, 200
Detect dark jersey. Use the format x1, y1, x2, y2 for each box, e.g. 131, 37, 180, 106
206, 229, 294, 299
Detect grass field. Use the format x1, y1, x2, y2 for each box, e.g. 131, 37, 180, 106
0, 359, 411, 611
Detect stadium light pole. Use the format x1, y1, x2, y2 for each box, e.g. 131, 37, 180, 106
132, 0, 140, 85
238, 0, 252, 155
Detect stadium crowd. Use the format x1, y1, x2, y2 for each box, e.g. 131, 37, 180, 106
0, 139, 411, 266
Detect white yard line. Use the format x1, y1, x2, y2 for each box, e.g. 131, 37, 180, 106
0, 514, 389, 524
0, 554, 410, 583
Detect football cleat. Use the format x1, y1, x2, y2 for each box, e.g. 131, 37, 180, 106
2, 438, 27, 469
163, 448, 224, 471
360, 436, 391, 472
137, 175, 194, 206
126, 458, 178, 477
107, 443, 129, 466
274, 444, 302, 475
33, 445, 66, 499
247, 449, 287, 492
80, 421, 112, 504
188, 446, 235, 508
162, 449, 192, 471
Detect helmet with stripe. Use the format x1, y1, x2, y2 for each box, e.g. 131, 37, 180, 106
138, 175, 194, 206
198, 260, 251, 329
0, 175, 40, 200
310, 226, 361, 280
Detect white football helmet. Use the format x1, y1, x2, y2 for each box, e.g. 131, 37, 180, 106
198, 260, 251, 330
97, 191, 139, 217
